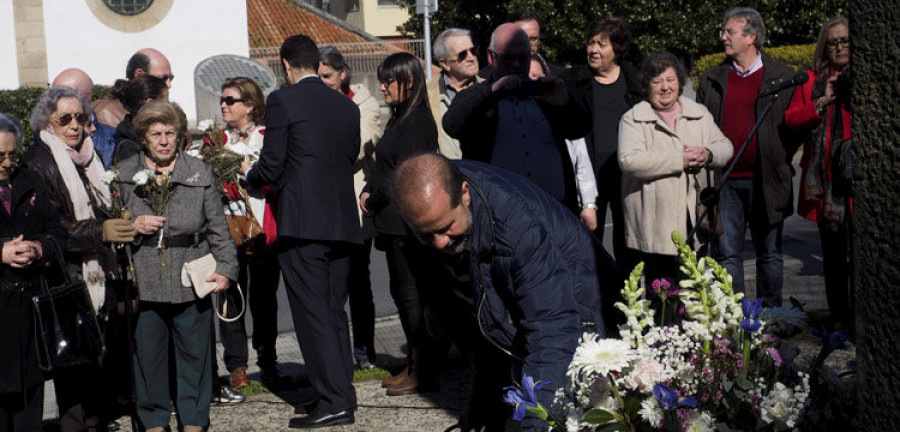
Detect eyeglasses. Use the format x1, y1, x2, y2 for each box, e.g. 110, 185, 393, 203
159, 74, 175, 82
220, 96, 244, 106
54, 113, 91, 127
447, 47, 479, 63
0, 152, 20, 164
827, 38, 850, 49
719, 28, 745, 38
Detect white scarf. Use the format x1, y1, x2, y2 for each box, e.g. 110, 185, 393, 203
41, 130, 110, 312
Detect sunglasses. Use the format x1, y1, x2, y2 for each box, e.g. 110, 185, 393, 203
54, 113, 91, 127
448, 47, 479, 63
0, 151, 20, 164
160, 74, 175, 82
220, 96, 244, 106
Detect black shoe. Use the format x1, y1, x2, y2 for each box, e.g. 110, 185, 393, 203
357, 358, 376, 370
212, 381, 245, 404
107, 420, 122, 431
288, 410, 354, 429
260, 364, 292, 389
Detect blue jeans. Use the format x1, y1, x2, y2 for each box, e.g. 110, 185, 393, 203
717, 179, 784, 307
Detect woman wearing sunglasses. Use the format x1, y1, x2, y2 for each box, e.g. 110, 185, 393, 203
23, 87, 136, 432
212, 77, 289, 395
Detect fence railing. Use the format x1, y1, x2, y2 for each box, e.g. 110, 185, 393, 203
250, 39, 426, 84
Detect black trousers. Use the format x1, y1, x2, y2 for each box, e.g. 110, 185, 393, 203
593, 157, 630, 275
380, 235, 426, 354
54, 362, 106, 432
348, 238, 376, 364
0, 385, 43, 432
819, 219, 853, 332
279, 239, 356, 414
218, 249, 283, 373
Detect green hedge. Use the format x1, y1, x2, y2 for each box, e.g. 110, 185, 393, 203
0, 84, 111, 146
690, 44, 815, 84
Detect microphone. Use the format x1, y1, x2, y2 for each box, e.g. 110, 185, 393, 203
758, 72, 809, 98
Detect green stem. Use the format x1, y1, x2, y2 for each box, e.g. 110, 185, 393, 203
609, 374, 632, 427
740, 336, 751, 382
660, 295, 667, 327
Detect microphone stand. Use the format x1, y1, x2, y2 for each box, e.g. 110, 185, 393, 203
686, 96, 779, 252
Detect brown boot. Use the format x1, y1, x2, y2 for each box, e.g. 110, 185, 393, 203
230, 367, 250, 389
381, 367, 410, 388
385, 369, 419, 396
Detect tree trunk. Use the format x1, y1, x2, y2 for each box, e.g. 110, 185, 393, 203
851, 2, 900, 429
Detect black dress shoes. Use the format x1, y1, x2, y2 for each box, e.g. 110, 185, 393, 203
288, 410, 355, 429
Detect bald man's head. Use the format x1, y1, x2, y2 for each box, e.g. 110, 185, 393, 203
393, 154, 472, 253
488, 23, 531, 78
52, 68, 93, 101
127, 48, 173, 88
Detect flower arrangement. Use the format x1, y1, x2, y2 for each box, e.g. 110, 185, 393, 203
133, 168, 174, 270
534, 232, 816, 431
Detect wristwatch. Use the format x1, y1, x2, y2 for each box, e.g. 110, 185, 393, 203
583, 203, 598, 210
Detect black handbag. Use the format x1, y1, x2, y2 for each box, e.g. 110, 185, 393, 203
32, 246, 105, 372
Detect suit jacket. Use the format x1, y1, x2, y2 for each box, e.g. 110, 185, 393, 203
695, 51, 801, 225
248, 76, 362, 245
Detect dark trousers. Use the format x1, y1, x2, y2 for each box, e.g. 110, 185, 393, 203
593, 157, 630, 275
0, 385, 43, 432
381, 235, 426, 353
218, 250, 282, 373
278, 240, 356, 414
717, 179, 784, 307
819, 219, 853, 331
348, 239, 376, 364
54, 362, 106, 432
133, 301, 213, 429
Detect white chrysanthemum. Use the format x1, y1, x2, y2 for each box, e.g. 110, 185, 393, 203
198, 119, 214, 132
685, 411, 715, 432
638, 397, 662, 427
185, 149, 202, 159
101, 170, 118, 185
569, 334, 635, 377
132, 169, 152, 186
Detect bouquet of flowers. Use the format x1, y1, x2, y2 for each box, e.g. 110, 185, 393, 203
515, 232, 818, 431
133, 168, 174, 270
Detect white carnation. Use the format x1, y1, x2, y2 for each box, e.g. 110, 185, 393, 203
132, 169, 152, 186
198, 119, 214, 132
101, 170, 118, 185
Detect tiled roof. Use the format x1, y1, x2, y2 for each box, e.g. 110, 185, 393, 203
247, 0, 378, 48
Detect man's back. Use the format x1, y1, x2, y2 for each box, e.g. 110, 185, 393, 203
250, 77, 361, 244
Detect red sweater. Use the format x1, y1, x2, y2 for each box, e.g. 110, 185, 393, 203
721, 68, 764, 178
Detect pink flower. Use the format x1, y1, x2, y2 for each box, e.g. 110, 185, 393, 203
623, 358, 668, 393
766, 347, 783, 366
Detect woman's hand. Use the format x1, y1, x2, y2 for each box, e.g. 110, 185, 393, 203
2, 235, 42, 268
683, 145, 710, 173
359, 192, 373, 217
206, 272, 230, 293
134, 215, 167, 235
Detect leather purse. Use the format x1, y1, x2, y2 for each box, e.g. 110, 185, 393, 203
182, 253, 244, 323
32, 246, 105, 372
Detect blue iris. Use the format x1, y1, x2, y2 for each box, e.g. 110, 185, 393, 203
503, 373, 548, 421
740, 298, 764, 333
812, 324, 848, 350
653, 383, 696, 411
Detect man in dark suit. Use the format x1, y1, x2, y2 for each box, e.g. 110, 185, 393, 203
242, 34, 362, 429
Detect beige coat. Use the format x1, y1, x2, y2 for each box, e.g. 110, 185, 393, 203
427, 72, 484, 159
618, 96, 733, 255
351, 83, 382, 224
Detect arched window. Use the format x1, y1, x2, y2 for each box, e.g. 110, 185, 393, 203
103, 0, 153, 16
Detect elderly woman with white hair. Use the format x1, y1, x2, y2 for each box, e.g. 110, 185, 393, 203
23, 87, 136, 431
0, 113, 65, 432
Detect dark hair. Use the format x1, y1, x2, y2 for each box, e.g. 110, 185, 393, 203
222, 77, 266, 124
640, 51, 687, 98
318, 45, 351, 93
118, 74, 168, 114
125, 52, 151, 80
586, 17, 631, 62
508, 9, 539, 24
377, 52, 429, 129
813, 17, 848, 76
280, 34, 320, 72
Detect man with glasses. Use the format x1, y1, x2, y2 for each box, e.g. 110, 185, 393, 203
427, 28, 484, 159
93, 48, 174, 128
696, 7, 800, 307
444, 23, 588, 213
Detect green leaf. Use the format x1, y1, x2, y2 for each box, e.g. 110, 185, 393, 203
583, 408, 617, 425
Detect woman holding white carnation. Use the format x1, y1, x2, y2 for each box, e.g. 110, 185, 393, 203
118, 100, 238, 432
618, 51, 733, 286
23, 86, 136, 431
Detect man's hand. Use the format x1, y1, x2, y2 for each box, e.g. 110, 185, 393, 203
240, 161, 253, 175
359, 192, 373, 217
535, 78, 570, 106
2, 235, 42, 268
206, 272, 231, 293
492, 75, 522, 94
580, 207, 598, 231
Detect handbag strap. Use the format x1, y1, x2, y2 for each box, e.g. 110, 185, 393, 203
215, 283, 245, 323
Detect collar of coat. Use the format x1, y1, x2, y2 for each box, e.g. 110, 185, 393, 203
116, 150, 212, 188
630, 96, 707, 123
